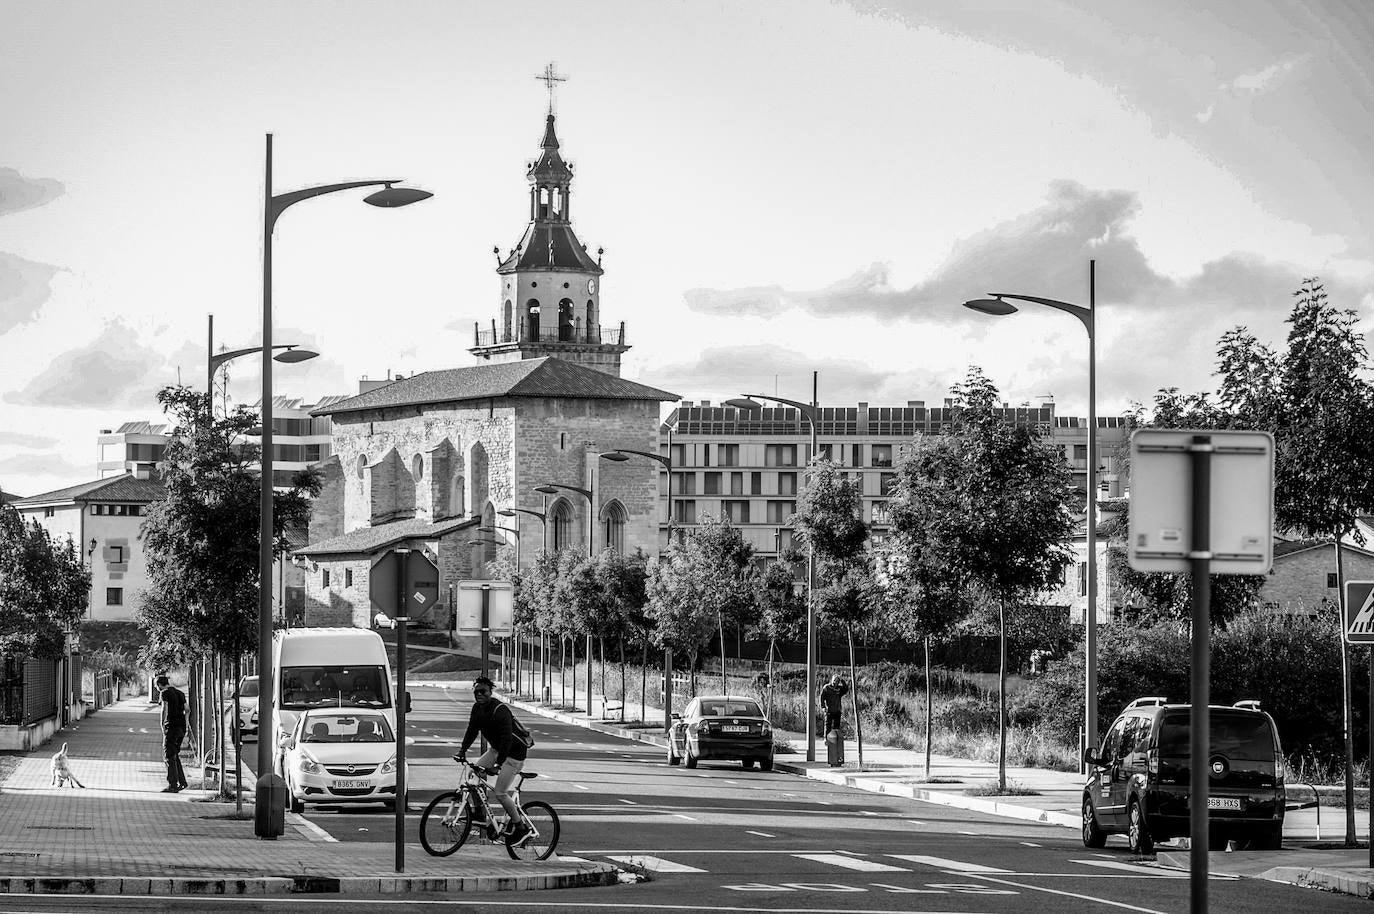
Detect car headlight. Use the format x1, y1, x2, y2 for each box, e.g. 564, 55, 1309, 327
298, 754, 320, 775
380, 754, 397, 775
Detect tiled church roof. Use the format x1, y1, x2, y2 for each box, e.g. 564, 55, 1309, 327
13, 473, 165, 507
298, 516, 477, 557
311, 357, 677, 417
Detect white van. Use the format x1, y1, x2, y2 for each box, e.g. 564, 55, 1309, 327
269, 627, 395, 776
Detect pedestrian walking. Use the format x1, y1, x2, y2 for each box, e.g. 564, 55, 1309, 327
819, 674, 848, 767
156, 674, 188, 793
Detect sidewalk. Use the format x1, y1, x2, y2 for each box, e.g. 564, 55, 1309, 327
0, 697, 616, 896
479, 666, 1374, 900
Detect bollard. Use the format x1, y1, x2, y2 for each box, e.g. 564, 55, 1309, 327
254, 772, 287, 839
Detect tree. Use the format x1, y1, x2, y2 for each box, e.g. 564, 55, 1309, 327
137, 385, 319, 795
0, 505, 89, 671
750, 561, 805, 718
792, 458, 875, 767
885, 368, 1077, 789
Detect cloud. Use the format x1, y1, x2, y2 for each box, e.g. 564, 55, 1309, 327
0, 452, 86, 480
4, 319, 168, 408
0, 251, 62, 336
0, 430, 57, 449
0, 167, 63, 218
1226, 55, 1308, 93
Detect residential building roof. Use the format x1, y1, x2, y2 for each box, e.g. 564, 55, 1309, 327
1273, 537, 1374, 560
12, 473, 166, 507
0, 489, 24, 504
311, 357, 677, 417
297, 516, 478, 557
112, 421, 167, 435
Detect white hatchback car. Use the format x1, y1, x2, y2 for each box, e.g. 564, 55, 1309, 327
279, 708, 405, 813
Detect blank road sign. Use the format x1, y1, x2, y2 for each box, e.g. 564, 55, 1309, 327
1127, 428, 1274, 575
455, 581, 514, 636
1345, 581, 1374, 644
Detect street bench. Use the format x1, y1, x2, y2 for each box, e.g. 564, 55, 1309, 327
602, 699, 624, 720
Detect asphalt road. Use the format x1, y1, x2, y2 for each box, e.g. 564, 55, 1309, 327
3, 685, 1362, 913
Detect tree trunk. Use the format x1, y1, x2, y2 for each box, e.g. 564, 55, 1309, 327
641, 634, 649, 718
186, 658, 200, 766
846, 623, 863, 771
718, 614, 727, 696
924, 636, 933, 781
689, 651, 697, 697
998, 599, 1008, 793
1336, 536, 1357, 845
618, 635, 626, 718
559, 637, 566, 709
766, 638, 777, 720
587, 633, 594, 717
233, 654, 243, 813
599, 635, 607, 714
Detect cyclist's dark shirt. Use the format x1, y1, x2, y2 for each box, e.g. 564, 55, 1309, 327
459, 699, 528, 765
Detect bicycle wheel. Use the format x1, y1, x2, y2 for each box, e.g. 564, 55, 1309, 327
505, 800, 560, 861
419, 790, 473, 856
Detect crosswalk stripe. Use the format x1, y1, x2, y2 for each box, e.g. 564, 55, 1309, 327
887, 854, 1010, 873
1072, 859, 1173, 876
794, 853, 910, 872
607, 855, 706, 873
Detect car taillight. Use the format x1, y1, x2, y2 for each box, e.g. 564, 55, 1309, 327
1147, 748, 1158, 777
1275, 755, 1285, 785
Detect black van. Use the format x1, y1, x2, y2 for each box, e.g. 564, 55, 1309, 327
1082, 698, 1285, 854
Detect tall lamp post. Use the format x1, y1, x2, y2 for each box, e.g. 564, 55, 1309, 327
534, 482, 596, 714
600, 439, 676, 730
962, 258, 1099, 756
255, 134, 431, 839
726, 371, 821, 762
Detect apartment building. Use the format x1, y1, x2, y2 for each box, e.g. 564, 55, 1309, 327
96, 422, 168, 478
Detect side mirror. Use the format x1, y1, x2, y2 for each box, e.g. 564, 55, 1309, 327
1082, 747, 1100, 767
278, 735, 294, 750
405, 691, 413, 714
671, 713, 681, 720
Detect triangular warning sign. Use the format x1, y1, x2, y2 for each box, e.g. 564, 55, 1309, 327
1346, 582, 1374, 643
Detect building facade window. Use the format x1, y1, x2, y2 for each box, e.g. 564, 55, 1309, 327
718, 444, 739, 466
777, 472, 797, 496
751, 472, 763, 495
765, 444, 797, 467
603, 503, 626, 553
871, 444, 893, 467
880, 472, 897, 495
729, 472, 744, 495
552, 502, 572, 551
672, 472, 696, 496
872, 502, 892, 525
345, 569, 354, 588
704, 472, 721, 495
323, 569, 331, 588
723, 500, 750, 524
766, 500, 794, 524
674, 500, 697, 525
411, 454, 424, 481
851, 443, 862, 467
106, 587, 123, 606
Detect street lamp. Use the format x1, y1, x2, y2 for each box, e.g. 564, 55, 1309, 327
499, 503, 548, 701
255, 134, 431, 839
725, 370, 822, 763
962, 258, 1099, 756
478, 524, 521, 566
533, 482, 595, 556
599, 441, 676, 730
206, 313, 317, 401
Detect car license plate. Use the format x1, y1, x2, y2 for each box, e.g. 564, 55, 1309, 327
722, 725, 748, 733
1208, 796, 1242, 810
331, 780, 369, 790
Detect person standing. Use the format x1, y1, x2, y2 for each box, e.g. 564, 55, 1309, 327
819, 674, 849, 762
156, 674, 188, 793
456, 676, 533, 843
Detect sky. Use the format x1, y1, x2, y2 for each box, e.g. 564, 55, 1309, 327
2, 0, 1372, 497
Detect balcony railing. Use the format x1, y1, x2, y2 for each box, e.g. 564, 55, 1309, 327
474, 318, 625, 348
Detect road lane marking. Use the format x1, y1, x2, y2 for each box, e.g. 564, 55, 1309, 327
607, 855, 706, 873
672, 813, 697, 820
1019, 842, 1041, 847
794, 853, 910, 872
745, 830, 775, 838
1071, 859, 1177, 876
574, 784, 590, 790
617, 798, 638, 805
859, 810, 877, 816
887, 855, 1010, 873
816, 800, 833, 805
961, 874, 1172, 912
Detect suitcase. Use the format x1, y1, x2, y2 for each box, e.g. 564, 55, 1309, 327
826, 728, 844, 767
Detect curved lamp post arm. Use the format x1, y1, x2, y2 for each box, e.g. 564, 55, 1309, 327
535, 482, 593, 503
987, 293, 1093, 336
501, 507, 547, 523
211, 344, 309, 374
602, 448, 669, 469
268, 180, 403, 229
739, 393, 819, 426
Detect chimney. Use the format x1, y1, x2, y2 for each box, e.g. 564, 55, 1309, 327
133, 462, 151, 480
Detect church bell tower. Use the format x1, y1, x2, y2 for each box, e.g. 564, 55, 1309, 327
470, 69, 630, 377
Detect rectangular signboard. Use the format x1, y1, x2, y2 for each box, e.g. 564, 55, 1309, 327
1127, 429, 1274, 575
1345, 581, 1374, 645
455, 581, 515, 637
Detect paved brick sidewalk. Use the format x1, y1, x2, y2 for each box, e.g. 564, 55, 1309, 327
0, 699, 616, 895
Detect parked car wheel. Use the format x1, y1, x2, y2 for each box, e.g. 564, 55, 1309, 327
287, 775, 305, 814
1082, 797, 1107, 848
741, 759, 755, 769
666, 738, 680, 766
685, 747, 698, 769
1241, 824, 1282, 851
1128, 800, 1154, 855
759, 756, 773, 772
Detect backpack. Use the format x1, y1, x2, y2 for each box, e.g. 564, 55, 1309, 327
500, 702, 535, 748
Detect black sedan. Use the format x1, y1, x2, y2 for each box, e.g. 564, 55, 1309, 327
667, 695, 774, 771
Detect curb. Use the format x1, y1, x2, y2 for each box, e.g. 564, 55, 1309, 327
1261, 865, 1374, 898
770, 760, 1081, 829
0, 866, 619, 896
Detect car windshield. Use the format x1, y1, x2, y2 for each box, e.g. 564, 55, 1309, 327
700, 700, 763, 717
300, 714, 393, 743
1158, 711, 1274, 756
280, 666, 390, 710
238, 678, 259, 699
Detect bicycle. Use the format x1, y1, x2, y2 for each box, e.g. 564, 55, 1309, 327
419, 757, 560, 861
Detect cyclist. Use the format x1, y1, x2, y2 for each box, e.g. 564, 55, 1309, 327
456, 676, 532, 844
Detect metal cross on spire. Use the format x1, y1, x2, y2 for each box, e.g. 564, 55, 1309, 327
535, 62, 567, 114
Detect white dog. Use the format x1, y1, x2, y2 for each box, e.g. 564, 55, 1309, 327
49, 742, 85, 788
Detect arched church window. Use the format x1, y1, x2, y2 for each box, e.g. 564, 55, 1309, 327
538, 187, 550, 219
356, 454, 367, 479
585, 301, 594, 341
411, 454, 423, 481
526, 300, 541, 341
551, 501, 572, 552
449, 475, 465, 518
558, 298, 574, 342
602, 502, 626, 554
502, 300, 513, 342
